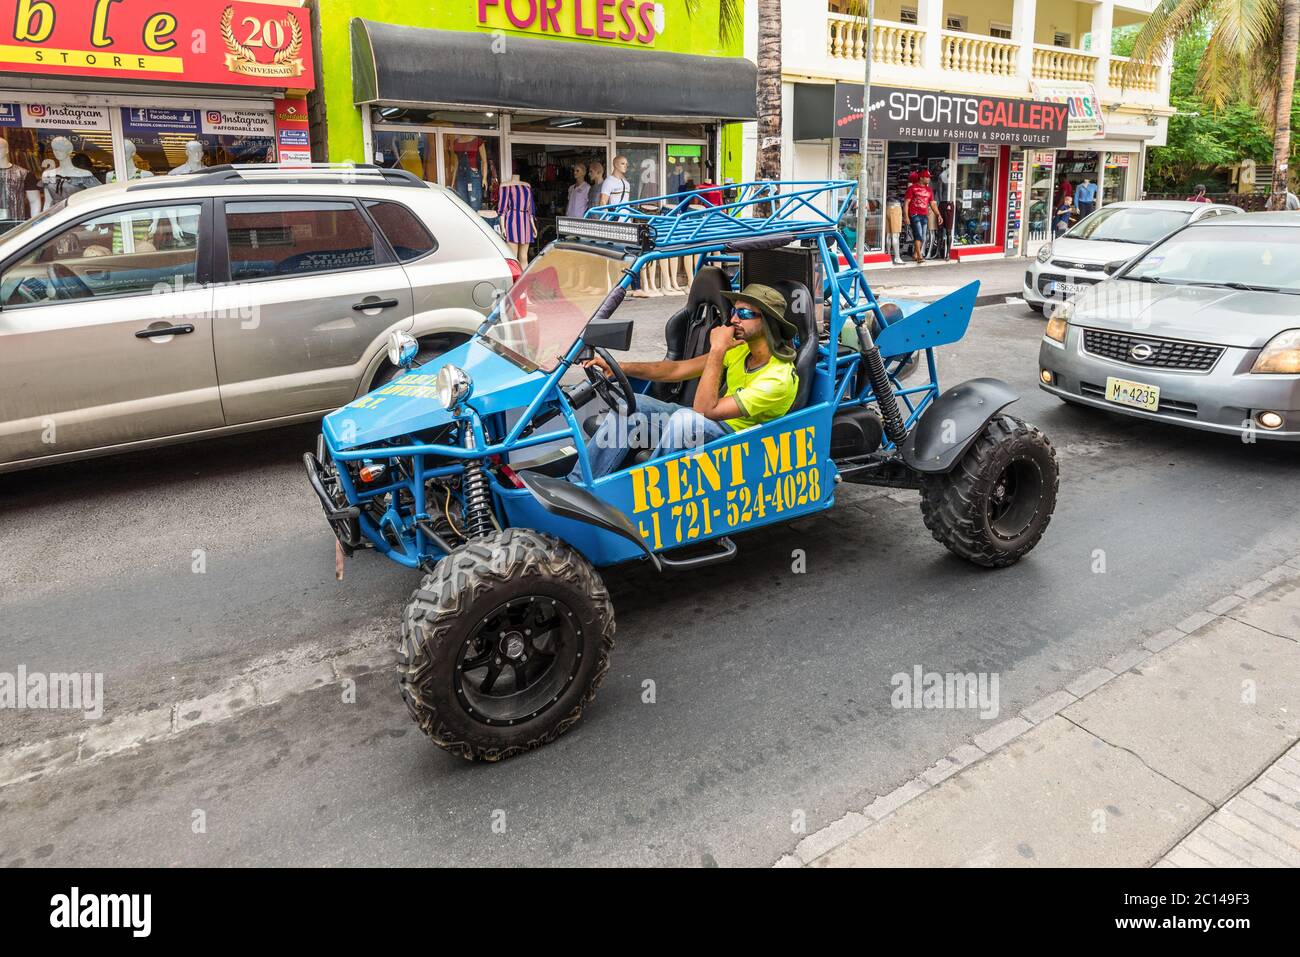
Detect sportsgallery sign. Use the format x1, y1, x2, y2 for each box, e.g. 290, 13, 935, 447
834, 82, 1070, 149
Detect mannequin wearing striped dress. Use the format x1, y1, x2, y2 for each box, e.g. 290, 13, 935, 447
498, 176, 535, 266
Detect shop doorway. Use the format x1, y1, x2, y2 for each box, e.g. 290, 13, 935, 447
1024, 151, 1057, 257
510, 140, 607, 254
887, 142, 952, 259
1056, 149, 1102, 226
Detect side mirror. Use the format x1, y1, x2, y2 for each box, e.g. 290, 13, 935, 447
1103, 260, 1127, 277
584, 316, 634, 352
386, 330, 419, 369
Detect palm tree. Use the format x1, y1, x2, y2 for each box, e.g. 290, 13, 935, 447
685, 0, 779, 183
1128, 0, 1300, 208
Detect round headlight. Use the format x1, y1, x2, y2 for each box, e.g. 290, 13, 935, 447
436, 364, 472, 409
387, 330, 418, 368
1036, 243, 1053, 264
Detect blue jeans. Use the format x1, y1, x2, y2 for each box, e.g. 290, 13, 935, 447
571, 394, 733, 483
909, 214, 928, 244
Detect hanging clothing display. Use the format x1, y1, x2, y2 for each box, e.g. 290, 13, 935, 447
498, 181, 535, 244
0, 164, 38, 219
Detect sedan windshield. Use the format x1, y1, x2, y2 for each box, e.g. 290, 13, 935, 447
1065, 205, 1192, 244
482, 245, 628, 372
1124, 225, 1300, 292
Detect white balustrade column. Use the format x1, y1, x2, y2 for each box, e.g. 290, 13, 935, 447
1012, 0, 1038, 82
917, 0, 944, 71
1092, 0, 1114, 94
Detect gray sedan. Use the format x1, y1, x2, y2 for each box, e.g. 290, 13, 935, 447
1037, 212, 1300, 441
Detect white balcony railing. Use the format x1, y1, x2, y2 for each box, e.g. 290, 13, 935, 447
1108, 55, 1160, 92
1031, 44, 1099, 83
826, 13, 925, 68
940, 31, 1019, 77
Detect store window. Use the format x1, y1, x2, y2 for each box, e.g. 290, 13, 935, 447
838, 139, 885, 252
511, 142, 604, 249
1103, 154, 1130, 206
954, 145, 996, 247
442, 133, 501, 213
665, 144, 704, 196
371, 107, 498, 128
1025, 152, 1055, 247
120, 108, 275, 179
0, 106, 113, 221
1, 203, 201, 306
224, 200, 380, 281
374, 131, 436, 182
364, 200, 437, 262
616, 120, 707, 139
617, 142, 662, 203
509, 113, 607, 135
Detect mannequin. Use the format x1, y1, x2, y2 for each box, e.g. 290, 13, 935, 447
106, 141, 154, 183
1075, 176, 1098, 217
168, 140, 207, 175
497, 172, 535, 266
0, 138, 41, 220
41, 136, 98, 204
565, 162, 589, 218
450, 134, 488, 210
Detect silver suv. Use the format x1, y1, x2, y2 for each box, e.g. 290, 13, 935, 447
0, 164, 516, 473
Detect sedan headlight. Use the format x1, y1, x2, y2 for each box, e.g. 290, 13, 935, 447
1251, 329, 1300, 374
1036, 243, 1053, 264
1043, 301, 1071, 345
436, 364, 473, 409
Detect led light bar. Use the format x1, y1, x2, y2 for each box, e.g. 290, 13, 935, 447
556, 217, 651, 249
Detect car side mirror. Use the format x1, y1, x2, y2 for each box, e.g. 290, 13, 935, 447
1103, 260, 1127, 276
584, 316, 634, 352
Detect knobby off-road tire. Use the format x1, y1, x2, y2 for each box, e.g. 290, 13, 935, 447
398, 529, 614, 762
919, 414, 1059, 568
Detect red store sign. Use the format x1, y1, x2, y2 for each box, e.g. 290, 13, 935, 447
0, 0, 315, 90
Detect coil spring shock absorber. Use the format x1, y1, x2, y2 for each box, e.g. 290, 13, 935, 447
853, 316, 907, 446
459, 427, 495, 539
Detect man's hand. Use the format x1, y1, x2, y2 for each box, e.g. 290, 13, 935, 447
580, 354, 612, 377
709, 321, 742, 354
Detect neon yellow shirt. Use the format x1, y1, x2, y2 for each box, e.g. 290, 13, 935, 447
722, 343, 798, 431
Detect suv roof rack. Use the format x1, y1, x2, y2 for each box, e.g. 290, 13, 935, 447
126, 163, 428, 191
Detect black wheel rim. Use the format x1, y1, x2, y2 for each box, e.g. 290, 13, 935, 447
453, 596, 582, 726
986, 457, 1044, 541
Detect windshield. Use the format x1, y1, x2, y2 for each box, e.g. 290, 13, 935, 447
1124, 225, 1300, 292
1065, 205, 1192, 244
482, 245, 628, 372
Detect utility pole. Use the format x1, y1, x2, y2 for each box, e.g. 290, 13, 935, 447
853, 0, 875, 266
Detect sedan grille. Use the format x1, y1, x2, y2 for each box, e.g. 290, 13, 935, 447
1050, 259, 1106, 272
1082, 329, 1223, 372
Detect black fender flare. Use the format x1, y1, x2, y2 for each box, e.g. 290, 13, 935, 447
900, 377, 1020, 473
519, 472, 663, 571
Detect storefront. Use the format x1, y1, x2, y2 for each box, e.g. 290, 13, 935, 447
794, 81, 1070, 264
0, 0, 315, 227
309, 2, 753, 254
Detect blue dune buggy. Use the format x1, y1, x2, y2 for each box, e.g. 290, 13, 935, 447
305, 180, 1059, 761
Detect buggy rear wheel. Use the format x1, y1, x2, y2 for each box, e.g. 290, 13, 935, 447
398, 529, 614, 762
919, 414, 1058, 568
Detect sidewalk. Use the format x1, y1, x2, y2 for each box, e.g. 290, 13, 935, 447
780, 557, 1300, 868
863, 256, 1028, 307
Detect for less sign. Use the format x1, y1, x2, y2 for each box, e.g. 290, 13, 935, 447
0, 0, 314, 89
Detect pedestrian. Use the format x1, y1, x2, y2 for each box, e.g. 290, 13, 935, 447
586, 159, 605, 212
1054, 196, 1074, 236
1186, 183, 1211, 204
886, 196, 904, 264
903, 170, 940, 263
1286, 190, 1300, 211
1074, 177, 1098, 218
565, 162, 589, 218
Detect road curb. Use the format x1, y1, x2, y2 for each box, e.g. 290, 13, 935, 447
0, 635, 396, 791
777, 553, 1300, 867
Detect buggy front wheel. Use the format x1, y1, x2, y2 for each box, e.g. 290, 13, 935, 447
919, 414, 1058, 568
398, 529, 615, 762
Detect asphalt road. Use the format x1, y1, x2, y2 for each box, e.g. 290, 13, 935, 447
3, 297, 1299, 866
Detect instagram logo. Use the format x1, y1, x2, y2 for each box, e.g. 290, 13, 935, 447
27, 104, 46, 118
206, 110, 223, 125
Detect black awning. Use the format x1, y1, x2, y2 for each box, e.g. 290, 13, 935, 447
351, 18, 757, 121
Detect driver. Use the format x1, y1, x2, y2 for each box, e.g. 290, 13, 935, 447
572, 283, 799, 482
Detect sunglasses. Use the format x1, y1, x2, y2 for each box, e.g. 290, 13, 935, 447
731, 306, 762, 321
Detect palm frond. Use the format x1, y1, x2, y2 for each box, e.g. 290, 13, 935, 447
1210, 0, 1279, 60
1129, 0, 1213, 65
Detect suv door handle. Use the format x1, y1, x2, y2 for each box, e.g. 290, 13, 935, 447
352, 297, 400, 311
135, 324, 195, 339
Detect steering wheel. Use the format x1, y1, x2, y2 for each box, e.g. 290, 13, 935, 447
45, 262, 90, 301
582, 346, 636, 417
